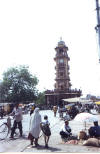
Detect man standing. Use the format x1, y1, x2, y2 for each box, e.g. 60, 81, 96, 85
53, 106, 57, 117
10, 103, 23, 139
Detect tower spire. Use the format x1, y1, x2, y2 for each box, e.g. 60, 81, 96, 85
60, 37, 62, 41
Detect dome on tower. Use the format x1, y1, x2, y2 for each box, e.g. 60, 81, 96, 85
58, 37, 66, 46
58, 40, 65, 45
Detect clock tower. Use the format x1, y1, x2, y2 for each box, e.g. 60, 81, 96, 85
45, 39, 82, 107
54, 39, 71, 92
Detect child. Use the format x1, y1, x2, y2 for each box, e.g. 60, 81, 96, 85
40, 115, 51, 148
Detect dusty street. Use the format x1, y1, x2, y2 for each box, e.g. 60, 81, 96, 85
0, 110, 100, 152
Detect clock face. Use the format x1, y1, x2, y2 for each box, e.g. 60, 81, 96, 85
59, 58, 64, 63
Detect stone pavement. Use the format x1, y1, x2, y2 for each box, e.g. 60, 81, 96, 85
1, 118, 100, 152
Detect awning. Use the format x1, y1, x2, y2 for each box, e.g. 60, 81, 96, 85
62, 97, 80, 102
95, 101, 100, 105
62, 97, 91, 103
65, 103, 74, 107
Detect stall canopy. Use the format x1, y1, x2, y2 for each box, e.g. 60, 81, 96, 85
95, 101, 100, 105
62, 97, 92, 103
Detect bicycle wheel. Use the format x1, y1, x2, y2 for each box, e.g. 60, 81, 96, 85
0, 123, 9, 140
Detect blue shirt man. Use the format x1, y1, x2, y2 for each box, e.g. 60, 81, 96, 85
89, 121, 100, 138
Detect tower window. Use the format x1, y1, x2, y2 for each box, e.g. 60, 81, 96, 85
61, 85, 63, 90
59, 49, 63, 53
60, 72, 63, 76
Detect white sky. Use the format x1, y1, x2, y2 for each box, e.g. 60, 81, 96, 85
0, 0, 100, 96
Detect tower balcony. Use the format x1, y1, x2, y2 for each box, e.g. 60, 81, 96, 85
56, 54, 68, 58
58, 63, 66, 68
68, 89, 82, 96
55, 77, 70, 81
54, 88, 72, 93
54, 55, 70, 60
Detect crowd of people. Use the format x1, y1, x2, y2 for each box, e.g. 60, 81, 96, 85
6, 103, 51, 148
1, 102, 100, 149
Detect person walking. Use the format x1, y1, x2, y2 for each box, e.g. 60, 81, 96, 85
10, 103, 23, 139
30, 104, 36, 116
40, 115, 51, 148
63, 111, 71, 121
28, 107, 42, 147
53, 106, 57, 117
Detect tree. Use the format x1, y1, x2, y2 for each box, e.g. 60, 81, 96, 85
0, 65, 39, 103
36, 91, 45, 105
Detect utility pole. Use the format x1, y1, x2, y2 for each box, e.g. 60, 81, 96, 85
95, 0, 100, 62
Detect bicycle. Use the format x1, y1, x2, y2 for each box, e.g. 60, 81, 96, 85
0, 122, 9, 140
0, 116, 20, 140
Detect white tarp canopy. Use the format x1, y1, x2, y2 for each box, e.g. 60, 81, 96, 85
62, 97, 92, 103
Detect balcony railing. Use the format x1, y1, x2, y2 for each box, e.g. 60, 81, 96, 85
45, 89, 82, 95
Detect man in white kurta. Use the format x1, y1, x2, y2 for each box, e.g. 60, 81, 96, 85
29, 107, 42, 146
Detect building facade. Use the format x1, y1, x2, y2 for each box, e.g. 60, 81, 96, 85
45, 39, 82, 107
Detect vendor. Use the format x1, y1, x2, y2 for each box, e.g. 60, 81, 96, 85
60, 120, 72, 139
88, 121, 100, 138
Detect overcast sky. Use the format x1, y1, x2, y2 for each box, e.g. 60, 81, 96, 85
0, 0, 100, 96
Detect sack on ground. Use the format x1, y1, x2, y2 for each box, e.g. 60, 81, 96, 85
83, 138, 100, 147
41, 124, 51, 136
